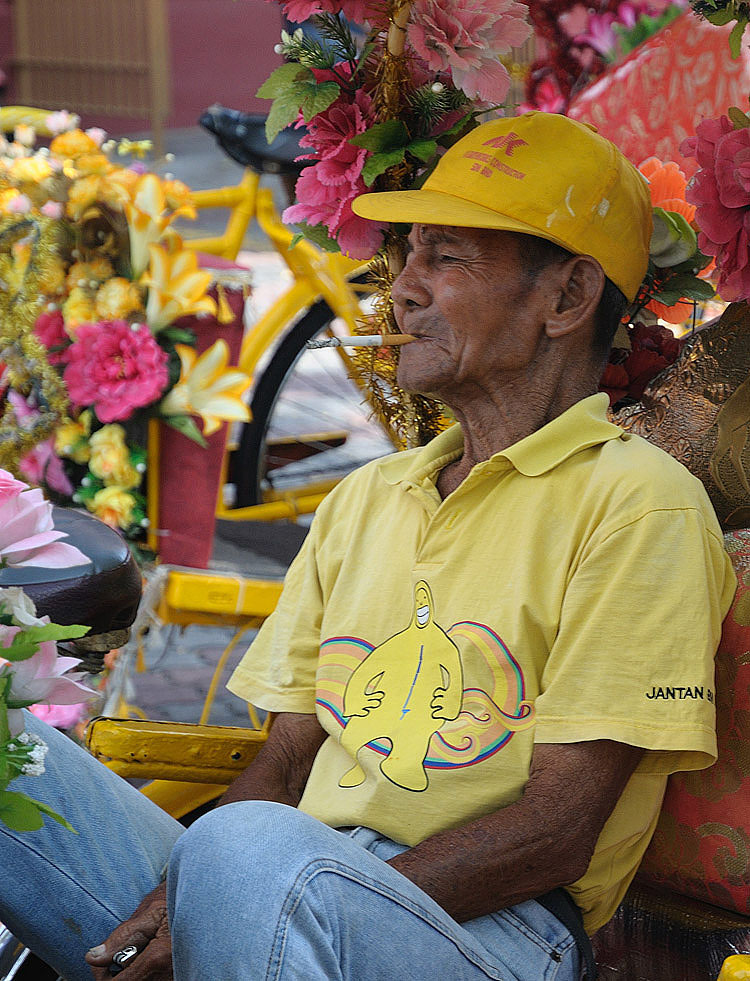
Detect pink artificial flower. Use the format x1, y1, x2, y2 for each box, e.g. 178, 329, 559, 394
284, 88, 387, 258
85, 127, 107, 147
0, 471, 86, 567
1, 630, 93, 736
682, 118, 750, 301
573, 8, 638, 57
407, 0, 531, 104
7, 391, 74, 497
45, 110, 78, 135
40, 200, 64, 219
34, 308, 69, 365
268, 0, 387, 25
521, 73, 566, 114
29, 700, 88, 730
64, 320, 170, 423
6, 193, 31, 214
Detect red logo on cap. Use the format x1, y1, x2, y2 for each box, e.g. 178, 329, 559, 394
482, 133, 528, 156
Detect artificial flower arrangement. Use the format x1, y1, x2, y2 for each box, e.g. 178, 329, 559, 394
0, 113, 251, 553
0, 470, 95, 832
522, 0, 689, 113
257, 0, 717, 431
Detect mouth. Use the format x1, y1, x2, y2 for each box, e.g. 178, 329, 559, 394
416, 604, 430, 626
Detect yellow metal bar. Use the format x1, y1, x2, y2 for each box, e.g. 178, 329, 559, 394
718, 956, 750, 980
86, 716, 271, 784
199, 623, 255, 725
140, 779, 229, 820
216, 493, 328, 523
163, 569, 283, 619
187, 171, 260, 260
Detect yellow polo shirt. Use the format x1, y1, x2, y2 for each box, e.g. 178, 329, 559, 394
228, 393, 736, 933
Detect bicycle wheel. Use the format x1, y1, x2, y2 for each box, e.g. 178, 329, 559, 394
232, 289, 397, 508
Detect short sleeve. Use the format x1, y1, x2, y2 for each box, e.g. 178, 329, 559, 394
226, 525, 324, 713
533, 506, 736, 774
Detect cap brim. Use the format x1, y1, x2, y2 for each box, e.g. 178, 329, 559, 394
352, 188, 555, 241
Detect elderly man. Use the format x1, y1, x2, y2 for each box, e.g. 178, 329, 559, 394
0, 112, 736, 981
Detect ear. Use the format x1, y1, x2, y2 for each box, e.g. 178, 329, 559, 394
544, 256, 605, 339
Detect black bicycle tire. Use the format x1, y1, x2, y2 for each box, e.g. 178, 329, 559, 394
233, 295, 348, 508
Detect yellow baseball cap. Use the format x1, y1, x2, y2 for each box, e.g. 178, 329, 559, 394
352, 112, 652, 302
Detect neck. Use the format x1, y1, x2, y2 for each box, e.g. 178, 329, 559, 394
436, 356, 602, 497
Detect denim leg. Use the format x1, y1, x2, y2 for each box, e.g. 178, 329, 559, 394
168, 801, 580, 981
0, 711, 184, 981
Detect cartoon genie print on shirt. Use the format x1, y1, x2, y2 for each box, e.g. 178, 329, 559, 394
317, 580, 536, 792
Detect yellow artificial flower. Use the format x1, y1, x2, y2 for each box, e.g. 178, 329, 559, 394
161, 339, 251, 436
107, 167, 141, 200
74, 152, 113, 177
50, 129, 100, 160
163, 179, 193, 212
0, 189, 27, 214
85, 486, 136, 529
66, 174, 130, 220
88, 425, 141, 489
55, 413, 92, 464
125, 174, 196, 277
95, 277, 144, 320
62, 286, 96, 333
13, 124, 35, 148
66, 258, 114, 293
11, 155, 53, 183
141, 243, 216, 331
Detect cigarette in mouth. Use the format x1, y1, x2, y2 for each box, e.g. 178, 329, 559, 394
306, 334, 416, 350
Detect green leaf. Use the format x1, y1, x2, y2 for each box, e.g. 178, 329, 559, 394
288, 220, 340, 253
0, 790, 44, 831
289, 232, 305, 249
265, 91, 306, 144
361, 148, 408, 186
706, 8, 736, 25
299, 80, 340, 123
729, 17, 748, 58
729, 106, 750, 129
2, 623, 90, 663
350, 119, 409, 153
256, 62, 312, 100
160, 327, 196, 345
407, 138, 438, 163
161, 414, 208, 448
35, 799, 77, 833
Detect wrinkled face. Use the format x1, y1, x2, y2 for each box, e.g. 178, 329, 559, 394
391, 225, 554, 402
414, 581, 432, 628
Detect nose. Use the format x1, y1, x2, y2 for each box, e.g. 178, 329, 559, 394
391, 256, 431, 315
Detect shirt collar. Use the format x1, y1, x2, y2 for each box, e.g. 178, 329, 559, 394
379, 393, 624, 485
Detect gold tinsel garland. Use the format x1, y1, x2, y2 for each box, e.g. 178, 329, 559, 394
350, 0, 451, 447
350, 253, 449, 447
0, 216, 69, 471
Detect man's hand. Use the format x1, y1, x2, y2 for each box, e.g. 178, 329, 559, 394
85, 881, 172, 980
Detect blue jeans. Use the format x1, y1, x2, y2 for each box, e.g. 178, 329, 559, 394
0, 714, 581, 980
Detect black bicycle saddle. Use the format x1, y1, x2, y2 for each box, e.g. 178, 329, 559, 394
0, 507, 141, 669
199, 104, 311, 178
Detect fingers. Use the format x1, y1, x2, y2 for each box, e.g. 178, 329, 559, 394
86, 934, 173, 980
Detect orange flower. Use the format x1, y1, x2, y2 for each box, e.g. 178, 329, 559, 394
50, 129, 100, 160
638, 157, 712, 325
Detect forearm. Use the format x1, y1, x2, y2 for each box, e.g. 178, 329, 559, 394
218, 712, 326, 808
388, 792, 583, 922
389, 740, 643, 923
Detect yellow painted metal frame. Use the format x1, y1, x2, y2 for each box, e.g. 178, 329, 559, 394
719, 956, 750, 979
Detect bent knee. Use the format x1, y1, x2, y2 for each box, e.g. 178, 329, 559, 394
169, 801, 335, 876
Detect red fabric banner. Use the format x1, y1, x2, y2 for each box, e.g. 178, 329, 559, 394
568, 13, 750, 174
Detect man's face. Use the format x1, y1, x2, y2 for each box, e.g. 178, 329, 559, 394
391, 224, 554, 401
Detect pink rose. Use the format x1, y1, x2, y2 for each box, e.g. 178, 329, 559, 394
408, 0, 530, 104
682, 117, 750, 301
63, 320, 170, 423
